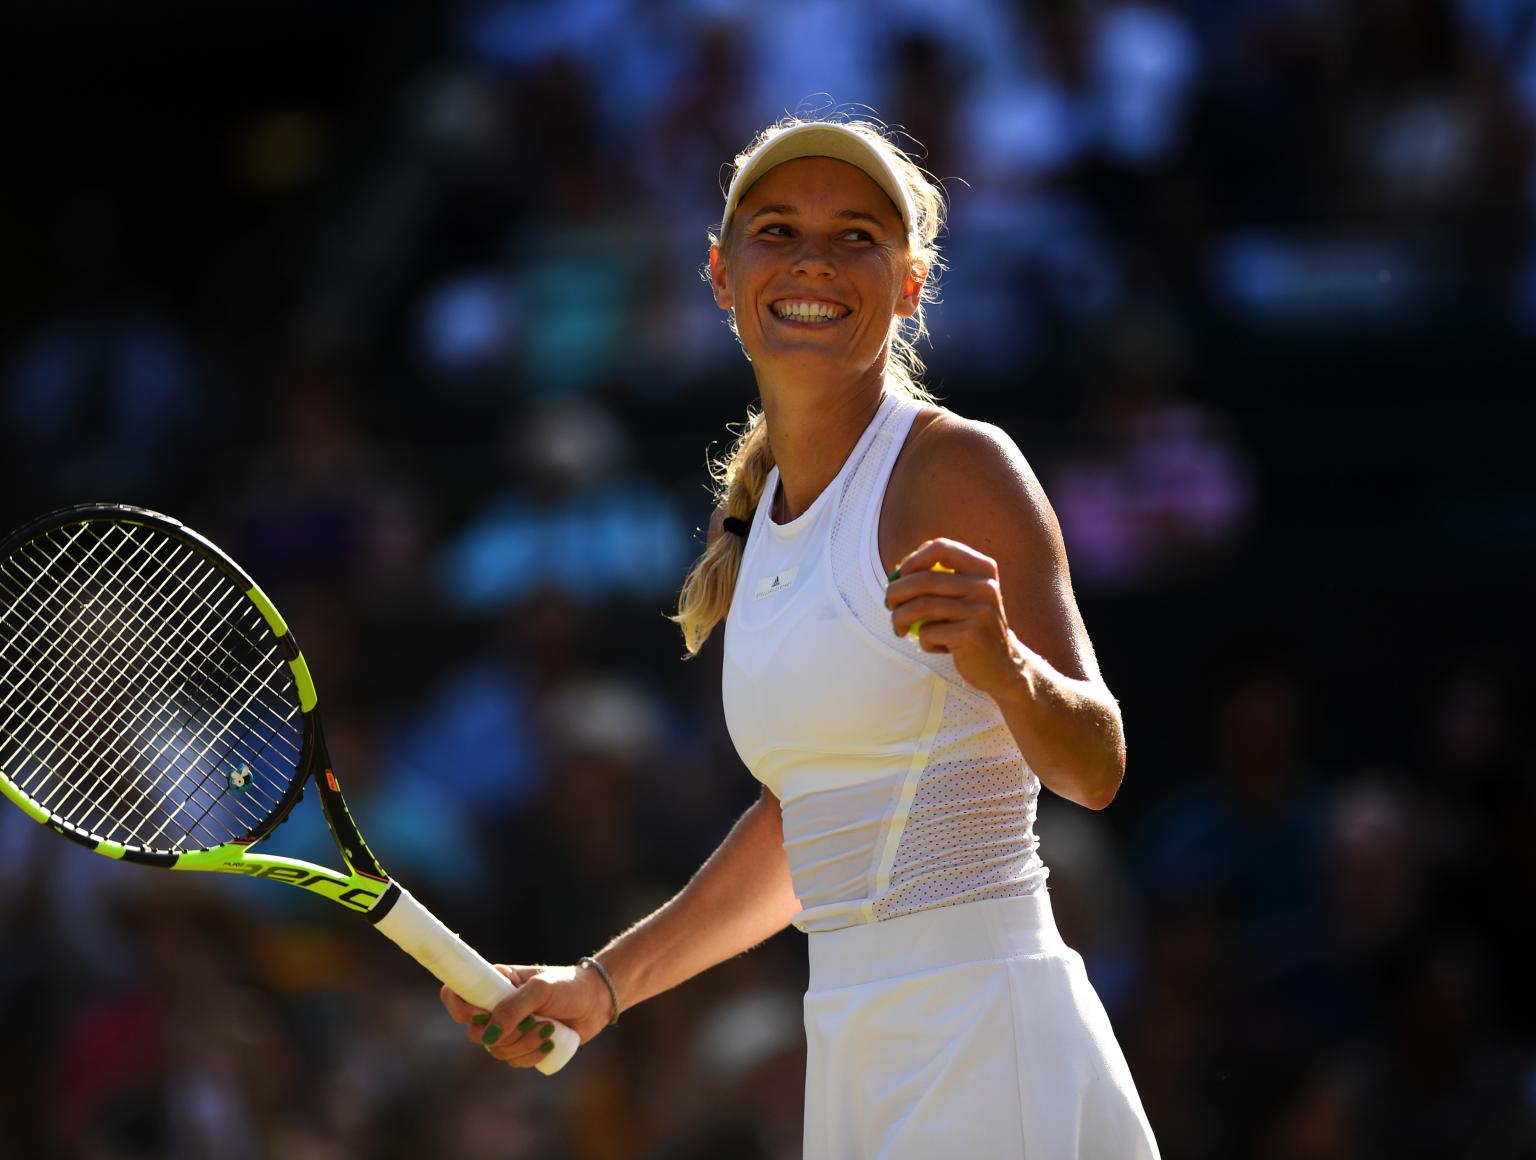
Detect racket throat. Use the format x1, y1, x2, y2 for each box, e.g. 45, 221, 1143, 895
309, 722, 389, 884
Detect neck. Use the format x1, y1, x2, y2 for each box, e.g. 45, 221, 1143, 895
757, 363, 888, 522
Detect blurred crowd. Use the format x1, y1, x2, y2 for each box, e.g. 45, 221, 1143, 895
3, 0, 1535, 1157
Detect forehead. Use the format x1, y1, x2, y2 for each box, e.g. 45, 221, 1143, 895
735, 156, 904, 221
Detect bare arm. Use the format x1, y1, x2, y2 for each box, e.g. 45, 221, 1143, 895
882, 413, 1125, 810
593, 785, 799, 1008
442, 787, 799, 1067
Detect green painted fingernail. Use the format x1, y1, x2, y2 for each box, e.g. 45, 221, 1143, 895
481, 1024, 502, 1045
517, 1016, 537, 1034
539, 1023, 555, 1039
539, 1041, 555, 1054
887, 567, 901, 582
471, 1014, 490, 1025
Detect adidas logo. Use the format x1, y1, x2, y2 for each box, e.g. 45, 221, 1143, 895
754, 568, 799, 600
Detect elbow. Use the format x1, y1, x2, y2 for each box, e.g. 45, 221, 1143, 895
1044, 753, 1124, 811
1025, 692, 1127, 809
1077, 735, 1126, 811
1079, 778, 1120, 811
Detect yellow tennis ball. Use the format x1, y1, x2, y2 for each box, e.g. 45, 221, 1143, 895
906, 562, 955, 640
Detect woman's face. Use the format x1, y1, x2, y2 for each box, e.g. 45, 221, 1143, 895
710, 156, 920, 382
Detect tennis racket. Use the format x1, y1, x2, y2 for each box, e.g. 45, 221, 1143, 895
0, 503, 579, 1074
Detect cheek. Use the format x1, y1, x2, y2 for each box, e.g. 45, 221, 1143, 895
719, 251, 766, 311
864, 250, 911, 302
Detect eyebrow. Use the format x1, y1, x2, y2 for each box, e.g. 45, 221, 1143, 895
744, 204, 889, 227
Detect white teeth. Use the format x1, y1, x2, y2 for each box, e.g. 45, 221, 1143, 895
775, 301, 845, 321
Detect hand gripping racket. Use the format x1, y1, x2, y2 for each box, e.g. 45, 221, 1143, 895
0, 503, 579, 1074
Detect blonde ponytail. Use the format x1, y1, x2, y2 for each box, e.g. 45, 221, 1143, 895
671, 408, 775, 655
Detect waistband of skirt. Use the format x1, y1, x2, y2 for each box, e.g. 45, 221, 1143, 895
806, 890, 1066, 991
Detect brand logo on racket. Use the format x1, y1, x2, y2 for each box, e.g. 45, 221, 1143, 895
217, 861, 382, 911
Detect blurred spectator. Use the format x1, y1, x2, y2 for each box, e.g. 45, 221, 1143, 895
436, 398, 691, 610
1096, 2, 1204, 167
415, 269, 521, 390
1316, 774, 1433, 1032
5, 306, 209, 509
468, 668, 684, 979
1422, 648, 1536, 1040
228, 377, 430, 613
673, 986, 807, 1159
1235, 0, 1533, 315
506, 222, 645, 396
1349, 935, 1535, 1156
1141, 653, 1328, 945
1048, 308, 1254, 586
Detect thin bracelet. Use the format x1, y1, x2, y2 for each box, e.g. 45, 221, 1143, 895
578, 955, 621, 1026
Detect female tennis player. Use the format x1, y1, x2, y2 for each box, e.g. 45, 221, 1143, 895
441, 115, 1160, 1158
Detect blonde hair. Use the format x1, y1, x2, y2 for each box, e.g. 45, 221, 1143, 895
672, 115, 948, 656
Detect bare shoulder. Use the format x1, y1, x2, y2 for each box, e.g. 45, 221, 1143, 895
885, 405, 1100, 684
882, 407, 1059, 570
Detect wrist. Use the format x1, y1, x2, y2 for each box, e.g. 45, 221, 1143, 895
578, 955, 621, 1026
992, 632, 1041, 710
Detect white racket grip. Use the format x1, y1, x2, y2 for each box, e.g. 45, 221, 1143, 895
372, 884, 580, 1075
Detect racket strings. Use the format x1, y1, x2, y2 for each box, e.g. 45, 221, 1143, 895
4, 535, 272, 800
2, 535, 252, 800
0, 538, 259, 847
7, 528, 301, 752
0, 531, 281, 849
0, 533, 215, 806
13, 527, 300, 843
15, 550, 281, 847
0, 522, 305, 853
0, 528, 295, 849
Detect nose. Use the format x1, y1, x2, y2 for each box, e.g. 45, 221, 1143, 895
792, 238, 836, 279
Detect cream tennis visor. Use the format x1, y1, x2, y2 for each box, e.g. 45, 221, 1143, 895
721, 123, 917, 238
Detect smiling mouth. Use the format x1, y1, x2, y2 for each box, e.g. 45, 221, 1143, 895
772, 299, 849, 323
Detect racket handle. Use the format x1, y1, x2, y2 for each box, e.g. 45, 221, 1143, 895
372, 884, 581, 1075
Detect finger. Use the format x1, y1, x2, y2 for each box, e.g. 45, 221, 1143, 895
440, 985, 485, 1025
892, 538, 996, 580
909, 617, 974, 653
494, 965, 543, 988
468, 1006, 545, 1051
442, 963, 539, 1026
884, 568, 978, 612
889, 594, 973, 640
484, 1018, 564, 1068
475, 976, 559, 1052
485, 1018, 564, 1067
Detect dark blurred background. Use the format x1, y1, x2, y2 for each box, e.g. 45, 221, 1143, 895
2, 1, 1534, 1157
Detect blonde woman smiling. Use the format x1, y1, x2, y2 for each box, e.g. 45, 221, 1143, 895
443, 115, 1160, 1159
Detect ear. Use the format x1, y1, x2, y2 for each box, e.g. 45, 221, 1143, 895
709, 245, 734, 310
894, 259, 927, 319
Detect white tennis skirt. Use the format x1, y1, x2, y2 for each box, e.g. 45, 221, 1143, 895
802, 891, 1159, 1159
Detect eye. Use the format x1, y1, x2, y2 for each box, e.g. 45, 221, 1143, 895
841, 228, 875, 243
756, 223, 793, 238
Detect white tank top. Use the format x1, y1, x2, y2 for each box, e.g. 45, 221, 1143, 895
722, 391, 1048, 932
